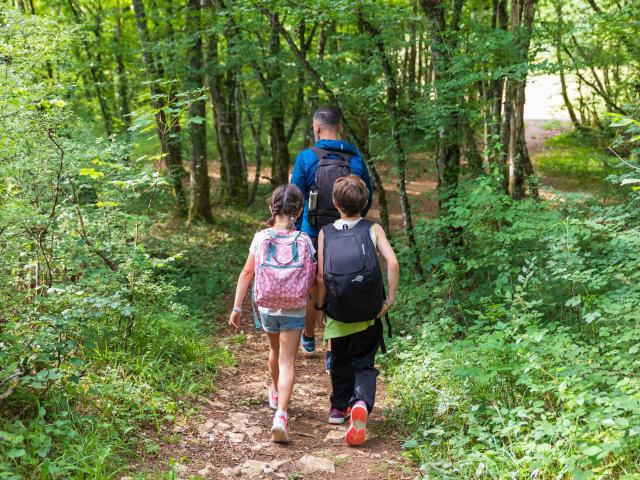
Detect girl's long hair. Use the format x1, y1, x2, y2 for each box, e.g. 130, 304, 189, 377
267, 184, 304, 229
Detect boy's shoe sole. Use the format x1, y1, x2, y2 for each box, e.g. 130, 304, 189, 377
345, 403, 367, 447
271, 425, 290, 443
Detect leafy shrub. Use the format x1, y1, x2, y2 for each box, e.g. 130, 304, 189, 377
0, 9, 238, 478
386, 176, 640, 478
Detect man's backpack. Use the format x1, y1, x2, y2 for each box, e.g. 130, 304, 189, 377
308, 147, 352, 230
254, 230, 316, 309
322, 219, 384, 322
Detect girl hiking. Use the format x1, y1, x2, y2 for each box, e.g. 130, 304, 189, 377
228, 184, 316, 443
315, 175, 399, 447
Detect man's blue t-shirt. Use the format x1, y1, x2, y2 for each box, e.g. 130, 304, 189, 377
290, 139, 373, 238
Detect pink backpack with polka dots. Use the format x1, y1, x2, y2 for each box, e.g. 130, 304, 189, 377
254, 229, 316, 309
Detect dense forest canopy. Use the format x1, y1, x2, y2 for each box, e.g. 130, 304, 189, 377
1, 0, 639, 478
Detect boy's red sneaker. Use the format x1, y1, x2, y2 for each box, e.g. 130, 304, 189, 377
345, 401, 367, 447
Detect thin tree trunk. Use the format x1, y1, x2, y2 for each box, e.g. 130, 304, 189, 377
68, 0, 113, 136
407, 0, 418, 101
486, 0, 508, 164
114, 0, 131, 132
357, 6, 423, 276
500, 80, 514, 194
131, 0, 187, 216
510, 0, 538, 199
186, 0, 212, 222
463, 113, 483, 174
554, 4, 580, 126
421, 0, 463, 213
246, 101, 264, 206
205, 6, 248, 202
266, 12, 290, 186
305, 22, 328, 147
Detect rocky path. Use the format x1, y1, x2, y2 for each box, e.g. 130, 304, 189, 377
141, 323, 416, 479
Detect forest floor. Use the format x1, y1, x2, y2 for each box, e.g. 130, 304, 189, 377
130, 119, 577, 479
135, 327, 416, 479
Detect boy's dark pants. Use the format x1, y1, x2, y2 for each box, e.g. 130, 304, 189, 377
330, 321, 383, 413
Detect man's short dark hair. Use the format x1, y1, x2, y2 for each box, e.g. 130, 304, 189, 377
313, 106, 342, 129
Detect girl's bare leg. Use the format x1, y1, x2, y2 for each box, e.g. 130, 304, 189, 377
276, 329, 303, 411
267, 333, 280, 391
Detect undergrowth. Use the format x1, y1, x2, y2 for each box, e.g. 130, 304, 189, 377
385, 174, 640, 479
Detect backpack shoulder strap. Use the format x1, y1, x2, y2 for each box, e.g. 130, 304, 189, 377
353, 218, 374, 235
312, 147, 351, 167
311, 147, 328, 162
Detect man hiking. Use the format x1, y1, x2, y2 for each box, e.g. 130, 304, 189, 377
291, 106, 373, 365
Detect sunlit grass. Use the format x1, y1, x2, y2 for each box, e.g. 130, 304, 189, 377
533, 131, 613, 191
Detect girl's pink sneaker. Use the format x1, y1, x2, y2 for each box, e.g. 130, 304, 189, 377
268, 385, 278, 410
271, 410, 290, 443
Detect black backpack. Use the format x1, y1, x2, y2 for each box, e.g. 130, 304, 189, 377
322, 219, 384, 323
308, 147, 352, 230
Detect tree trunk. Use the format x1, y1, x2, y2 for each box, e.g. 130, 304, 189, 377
131, 0, 187, 216
206, 28, 248, 202
357, 6, 423, 276
510, 0, 538, 199
114, 0, 131, 132
554, 1, 580, 129
500, 80, 514, 194
407, 0, 418, 101
67, 0, 113, 136
421, 0, 463, 211
486, 0, 508, 164
463, 113, 483, 174
266, 13, 291, 186
305, 21, 328, 147
186, 0, 212, 222
246, 106, 264, 206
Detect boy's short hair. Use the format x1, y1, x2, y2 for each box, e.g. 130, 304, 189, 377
333, 175, 369, 217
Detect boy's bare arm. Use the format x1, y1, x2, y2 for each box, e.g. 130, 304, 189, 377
315, 231, 327, 324
374, 224, 400, 318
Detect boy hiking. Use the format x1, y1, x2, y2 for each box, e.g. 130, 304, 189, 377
291, 107, 373, 363
315, 176, 399, 446
229, 184, 316, 443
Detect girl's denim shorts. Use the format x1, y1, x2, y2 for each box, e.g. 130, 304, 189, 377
258, 312, 305, 334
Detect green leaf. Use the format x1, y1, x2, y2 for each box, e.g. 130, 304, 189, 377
403, 439, 418, 449
621, 178, 640, 186
7, 448, 26, 459
583, 445, 602, 457
78, 168, 104, 180
187, 115, 206, 125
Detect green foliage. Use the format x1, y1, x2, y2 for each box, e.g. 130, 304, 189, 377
386, 176, 640, 478
0, 8, 247, 478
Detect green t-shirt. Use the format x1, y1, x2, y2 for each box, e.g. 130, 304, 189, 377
322, 218, 378, 342
324, 317, 375, 341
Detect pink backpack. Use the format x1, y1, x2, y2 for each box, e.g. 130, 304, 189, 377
254, 230, 316, 309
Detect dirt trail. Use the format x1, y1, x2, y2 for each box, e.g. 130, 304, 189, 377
140, 319, 416, 479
